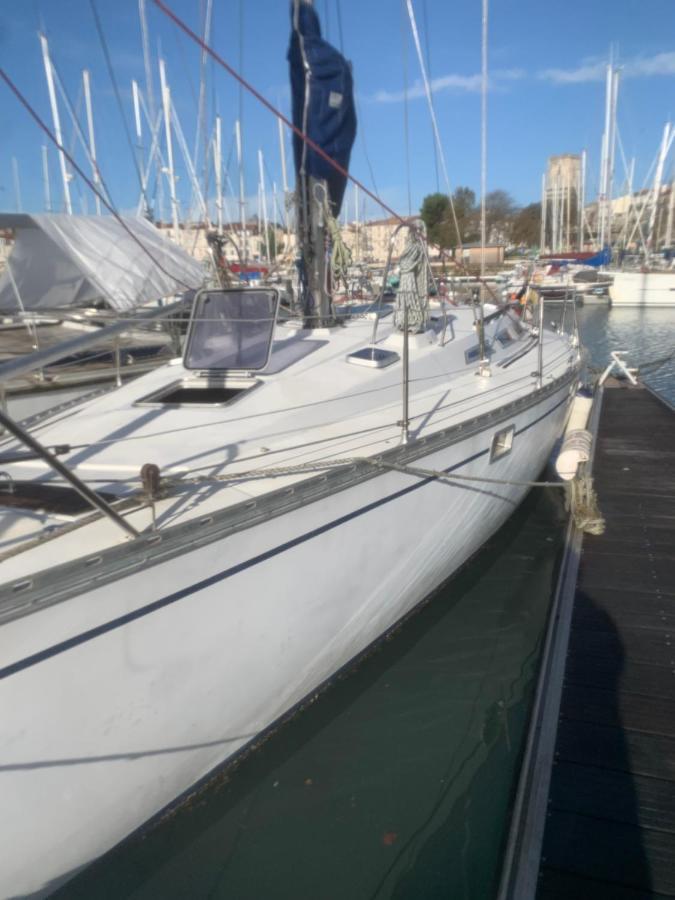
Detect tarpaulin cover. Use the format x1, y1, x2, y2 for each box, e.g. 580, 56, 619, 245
0, 213, 204, 312
288, 1, 357, 216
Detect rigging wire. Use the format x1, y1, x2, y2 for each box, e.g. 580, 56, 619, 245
153, 0, 406, 225
152, 0, 501, 299
421, 0, 439, 192
480, 0, 488, 280
403, 0, 462, 248
0, 67, 194, 292
334, 0, 345, 55
400, 0, 412, 217
89, 0, 152, 217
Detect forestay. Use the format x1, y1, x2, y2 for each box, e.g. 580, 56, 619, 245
0, 213, 203, 312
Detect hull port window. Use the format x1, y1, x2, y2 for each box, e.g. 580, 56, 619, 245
496, 330, 514, 347
490, 425, 515, 462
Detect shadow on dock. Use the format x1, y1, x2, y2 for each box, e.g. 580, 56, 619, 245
538, 383, 675, 898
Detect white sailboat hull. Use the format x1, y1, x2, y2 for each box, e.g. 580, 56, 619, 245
0, 379, 572, 897
609, 270, 675, 306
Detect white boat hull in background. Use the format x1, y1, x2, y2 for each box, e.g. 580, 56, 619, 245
609, 270, 675, 306
0, 380, 572, 897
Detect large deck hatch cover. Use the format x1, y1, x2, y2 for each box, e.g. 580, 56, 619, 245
184, 288, 279, 371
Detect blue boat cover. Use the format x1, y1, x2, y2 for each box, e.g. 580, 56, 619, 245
288, 2, 357, 216
582, 247, 612, 267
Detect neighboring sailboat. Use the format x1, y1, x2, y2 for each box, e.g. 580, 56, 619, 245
609, 268, 675, 306
0, 3, 580, 895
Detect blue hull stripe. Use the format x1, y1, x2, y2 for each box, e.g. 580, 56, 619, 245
0, 391, 569, 681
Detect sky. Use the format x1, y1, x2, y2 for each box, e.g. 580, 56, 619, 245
0, 0, 673, 223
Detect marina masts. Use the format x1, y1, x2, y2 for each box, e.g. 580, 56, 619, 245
39, 32, 72, 215
234, 119, 247, 264
646, 122, 673, 252
159, 58, 180, 241
598, 61, 619, 249
41, 145, 52, 213
82, 70, 102, 216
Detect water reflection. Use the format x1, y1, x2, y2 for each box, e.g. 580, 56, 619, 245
577, 305, 675, 401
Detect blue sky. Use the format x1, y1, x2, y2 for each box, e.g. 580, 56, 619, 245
1, 0, 673, 222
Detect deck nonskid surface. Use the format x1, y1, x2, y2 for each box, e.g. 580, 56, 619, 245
0, 308, 576, 575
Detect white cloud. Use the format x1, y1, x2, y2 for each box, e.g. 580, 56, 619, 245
369, 68, 524, 103
540, 51, 675, 84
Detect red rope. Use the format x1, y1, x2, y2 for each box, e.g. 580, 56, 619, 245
0, 66, 194, 293
153, 0, 406, 226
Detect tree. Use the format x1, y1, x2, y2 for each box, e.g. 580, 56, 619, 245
420, 187, 477, 250
511, 202, 542, 247
452, 186, 478, 245
484, 190, 516, 241
266, 225, 284, 259
420, 193, 452, 249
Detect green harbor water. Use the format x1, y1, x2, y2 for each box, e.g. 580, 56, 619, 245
57, 304, 674, 900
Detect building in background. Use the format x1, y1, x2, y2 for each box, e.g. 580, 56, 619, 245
543, 154, 582, 253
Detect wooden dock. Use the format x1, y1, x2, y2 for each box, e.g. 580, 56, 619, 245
499, 381, 675, 900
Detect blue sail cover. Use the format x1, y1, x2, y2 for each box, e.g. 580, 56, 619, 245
582, 247, 612, 267
288, 2, 357, 216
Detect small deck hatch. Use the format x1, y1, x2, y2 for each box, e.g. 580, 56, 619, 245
346, 348, 400, 369
136, 377, 258, 407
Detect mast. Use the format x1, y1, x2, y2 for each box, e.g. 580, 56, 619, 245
620, 157, 635, 249
540, 172, 547, 252
665, 176, 675, 251
598, 63, 612, 248
82, 70, 102, 216
193, 0, 213, 185
41, 145, 52, 212
278, 116, 290, 236
214, 115, 223, 234
606, 66, 620, 249
564, 167, 570, 251
159, 58, 180, 242
354, 182, 360, 262
647, 122, 673, 252
258, 149, 270, 262
578, 149, 586, 251
235, 119, 247, 264
39, 33, 72, 215
480, 0, 488, 280
11, 157, 22, 212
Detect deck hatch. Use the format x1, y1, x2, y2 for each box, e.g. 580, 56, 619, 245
346, 348, 400, 368
136, 377, 258, 407
184, 288, 279, 372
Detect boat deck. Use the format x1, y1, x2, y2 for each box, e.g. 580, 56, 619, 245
538, 384, 675, 898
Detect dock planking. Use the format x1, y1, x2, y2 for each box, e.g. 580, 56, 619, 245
538, 383, 675, 899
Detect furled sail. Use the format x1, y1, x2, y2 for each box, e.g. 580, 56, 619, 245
288, 0, 357, 217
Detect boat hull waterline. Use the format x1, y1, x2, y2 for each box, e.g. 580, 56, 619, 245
0, 375, 574, 897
